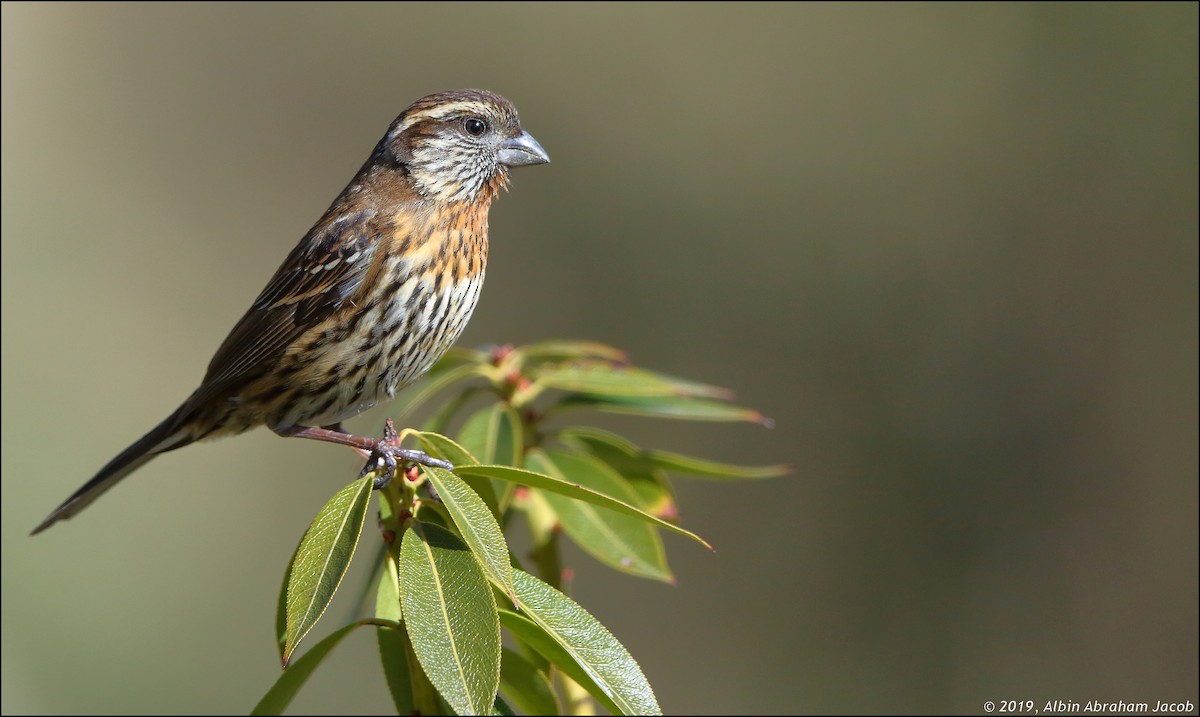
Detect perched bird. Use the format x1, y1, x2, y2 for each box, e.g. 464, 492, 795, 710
33, 89, 549, 535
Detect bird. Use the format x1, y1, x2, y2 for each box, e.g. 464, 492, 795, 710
32, 89, 549, 535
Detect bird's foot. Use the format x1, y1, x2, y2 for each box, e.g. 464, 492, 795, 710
360, 421, 453, 489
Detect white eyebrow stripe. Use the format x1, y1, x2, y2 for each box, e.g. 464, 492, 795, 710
394, 101, 488, 133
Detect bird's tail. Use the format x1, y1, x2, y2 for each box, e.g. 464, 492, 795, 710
31, 404, 196, 535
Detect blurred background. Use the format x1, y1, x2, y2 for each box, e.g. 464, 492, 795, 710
3, 3, 1196, 714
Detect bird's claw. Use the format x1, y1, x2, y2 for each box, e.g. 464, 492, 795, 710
360, 442, 453, 489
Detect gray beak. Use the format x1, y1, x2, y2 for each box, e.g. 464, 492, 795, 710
498, 130, 550, 167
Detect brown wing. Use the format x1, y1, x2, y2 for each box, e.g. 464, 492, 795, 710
188, 208, 382, 405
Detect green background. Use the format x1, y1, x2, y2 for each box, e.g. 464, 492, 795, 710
3, 3, 1196, 714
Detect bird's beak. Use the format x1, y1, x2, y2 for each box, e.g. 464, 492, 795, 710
498, 131, 550, 167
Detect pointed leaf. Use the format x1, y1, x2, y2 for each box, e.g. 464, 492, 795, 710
283, 476, 374, 664
375, 553, 414, 712
414, 430, 481, 468
432, 346, 489, 371
377, 625, 414, 714
413, 431, 501, 519
647, 447, 792, 479
455, 464, 712, 551
518, 339, 628, 364
253, 619, 398, 716
422, 466, 515, 602
348, 541, 390, 622
620, 474, 679, 522
374, 550, 402, 622
254, 623, 360, 716
423, 386, 485, 435
521, 488, 564, 591
512, 624, 551, 674
493, 694, 517, 715
638, 367, 737, 400
500, 610, 620, 715
527, 361, 729, 401
555, 394, 772, 425
394, 361, 483, 420
275, 540, 302, 662
559, 425, 788, 480
457, 405, 524, 513
381, 616, 441, 716
400, 523, 501, 716
557, 426, 679, 519
499, 647, 560, 717
527, 450, 672, 582
457, 403, 522, 467
509, 569, 662, 715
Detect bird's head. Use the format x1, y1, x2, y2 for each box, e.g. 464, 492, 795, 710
383, 89, 549, 204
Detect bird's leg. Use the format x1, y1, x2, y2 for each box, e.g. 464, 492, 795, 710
272, 423, 453, 489
321, 423, 371, 460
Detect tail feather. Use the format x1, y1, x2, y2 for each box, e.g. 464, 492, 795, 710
31, 406, 195, 535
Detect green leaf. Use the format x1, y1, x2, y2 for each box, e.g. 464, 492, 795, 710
557, 426, 679, 519
640, 367, 737, 400
518, 339, 628, 364
414, 430, 481, 468
457, 404, 524, 513
500, 610, 620, 716
275, 540, 302, 663
508, 568, 663, 716
493, 694, 517, 716
555, 394, 773, 425
456, 464, 712, 551
253, 619, 397, 716
283, 476, 374, 665
647, 447, 792, 479
254, 623, 357, 715
400, 522, 501, 716
529, 360, 731, 399
413, 431, 501, 519
432, 346, 489, 370
349, 541, 390, 623
381, 618, 442, 716
457, 403, 522, 467
422, 466, 515, 603
374, 552, 414, 714
377, 626, 414, 714
527, 450, 673, 582
374, 550, 402, 622
423, 386, 485, 435
394, 361, 483, 421
521, 488, 564, 590
499, 646, 560, 716
558, 427, 788, 481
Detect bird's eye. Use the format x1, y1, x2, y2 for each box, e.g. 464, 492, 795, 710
464, 118, 488, 137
